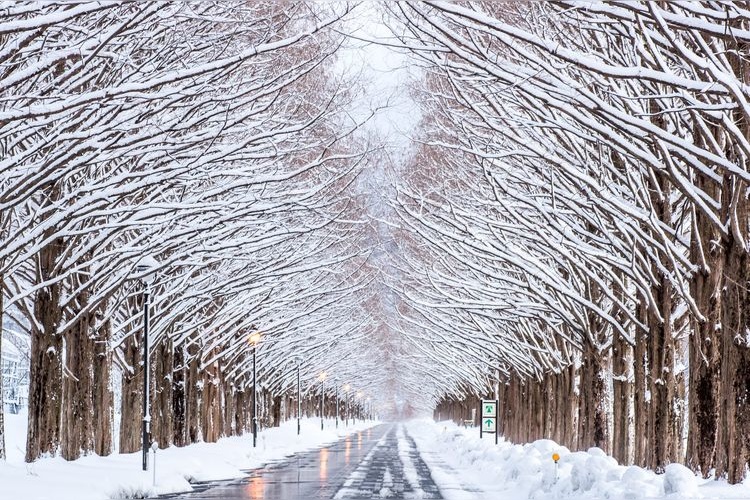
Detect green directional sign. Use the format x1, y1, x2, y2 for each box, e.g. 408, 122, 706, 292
483, 417, 496, 433
480, 399, 498, 442
482, 402, 497, 417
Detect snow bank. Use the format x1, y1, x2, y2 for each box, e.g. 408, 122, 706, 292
407, 419, 750, 500
0, 415, 378, 500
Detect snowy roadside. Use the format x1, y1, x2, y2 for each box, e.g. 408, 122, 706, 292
407, 419, 750, 500
1, 412, 378, 500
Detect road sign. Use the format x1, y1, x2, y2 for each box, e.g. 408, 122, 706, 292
481, 401, 497, 418
482, 417, 496, 433
480, 399, 498, 444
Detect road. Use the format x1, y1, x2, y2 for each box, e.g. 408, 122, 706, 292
162, 424, 443, 500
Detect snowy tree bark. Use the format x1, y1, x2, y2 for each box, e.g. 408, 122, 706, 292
61, 283, 96, 460
717, 30, 750, 482
152, 338, 174, 449
612, 331, 632, 464
646, 173, 678, 472
93, 317, 113, 457
172, 343, 187, 447
577, 339, 609, 452
26, 186, 65, 461
200, 355, 221, 443
186, 341, 202, 443
0, 271, 5, 461
118, 327, 143, 454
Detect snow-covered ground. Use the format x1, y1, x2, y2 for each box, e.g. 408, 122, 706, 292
1, 411, 377, 499
408, 420, 750, 500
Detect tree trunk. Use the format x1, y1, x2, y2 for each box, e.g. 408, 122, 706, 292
93, 317, 113, 456
234, 382, 247, 436
634, 303, 649, 467
186, 341, 202, 443
172, 343, 186, 447
61, 301, 96, 461
119, 331, 143, 453
272, 394, 282, 428
578, 339, 609, 452
26, 230, 65, 462
223, 380, 235, 437
612, 331, 632, 464
0, 272, 5, 461
720, 232, 750, 483
716, 31, 750, 484
153, 338, 174, 449
564, 363, 577, 449
688, 173, 725, 472
201, 355, 221, 443
647, 271, 677, 472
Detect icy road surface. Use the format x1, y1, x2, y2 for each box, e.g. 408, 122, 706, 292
162, 424, 443, 499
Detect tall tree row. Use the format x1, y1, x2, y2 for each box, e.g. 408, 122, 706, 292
0, 1, 386, 463
388, 0, 750, 483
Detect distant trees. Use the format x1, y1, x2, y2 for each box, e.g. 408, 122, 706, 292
391, 0, 750, 483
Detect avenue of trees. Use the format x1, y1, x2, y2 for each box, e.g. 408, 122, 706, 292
383, 0, 750, 483
0, 1, 381, 463
5, 0, 750, 488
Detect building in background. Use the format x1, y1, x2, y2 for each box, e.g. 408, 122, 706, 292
2, 340, 29, 414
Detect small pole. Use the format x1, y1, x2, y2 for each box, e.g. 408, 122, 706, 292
553, 453, 560, 483
142, 284, 150, 472
495, 399, 499, 445
151, 442, 158, 487
296, 362, 301, 436
252, 345, 258, 448
335, 383, 339, 429
320, 380, 325, 431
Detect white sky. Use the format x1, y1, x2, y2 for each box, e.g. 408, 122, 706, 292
336, 2, 422, 150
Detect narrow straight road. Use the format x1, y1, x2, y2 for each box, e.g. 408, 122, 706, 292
162, 424, 443, 500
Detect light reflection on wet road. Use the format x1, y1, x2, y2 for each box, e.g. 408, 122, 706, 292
165, 425, 392, 500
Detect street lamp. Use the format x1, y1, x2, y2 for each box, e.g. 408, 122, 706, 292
318, 371, 327, 431
343, 384, 351, 427
335, 382, 339, 429
135, 255, 158, 472
248, 332, 262, 448
356, 391, 363, 422
294, 356, 302, 436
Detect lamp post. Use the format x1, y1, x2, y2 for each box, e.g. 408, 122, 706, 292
248, 332, 262, 448
294, 356, 301, 436
135, 256, 158, 472
356, 391, 363, 422
318, 371, 327, 431
343, 384, 351, 427
335, 382, 339, 429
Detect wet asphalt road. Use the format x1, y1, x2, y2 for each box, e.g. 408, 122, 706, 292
162, 424, 443, 500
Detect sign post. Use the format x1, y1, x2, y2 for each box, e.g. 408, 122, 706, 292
480, 399, 498, 444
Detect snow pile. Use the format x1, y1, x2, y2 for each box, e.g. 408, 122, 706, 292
407, 420, 750, 500
0, 414, 377, 500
